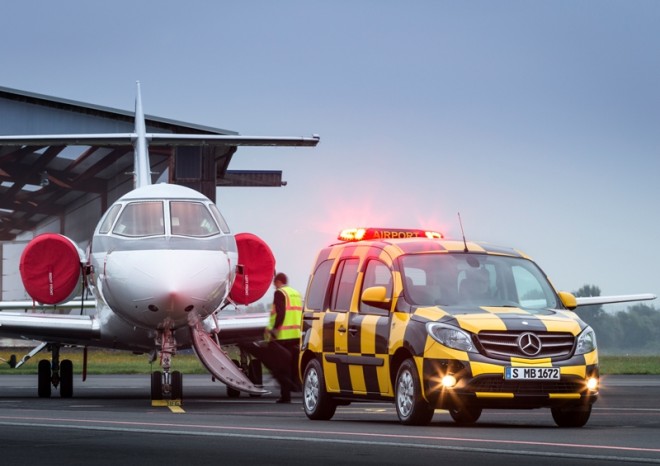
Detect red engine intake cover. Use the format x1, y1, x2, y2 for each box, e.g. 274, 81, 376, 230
19, 233, 82, 305
229, 232, 276, 305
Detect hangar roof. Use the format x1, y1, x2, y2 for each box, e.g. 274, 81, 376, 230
0, 86, 282, 241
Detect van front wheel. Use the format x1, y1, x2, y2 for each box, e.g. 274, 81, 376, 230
303, 359, 336, 420
395, 359, 434, 425
551, 404, 592, 427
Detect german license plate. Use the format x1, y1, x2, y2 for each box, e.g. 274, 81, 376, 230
504, 367, 560, 380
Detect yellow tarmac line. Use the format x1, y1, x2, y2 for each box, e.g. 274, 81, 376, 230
151, 399, 186, 413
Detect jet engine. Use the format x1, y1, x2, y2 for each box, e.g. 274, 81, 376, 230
229, 232, 276, 305
19, 233, 84, 305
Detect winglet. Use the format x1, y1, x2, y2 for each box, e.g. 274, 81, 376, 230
133, 81, 151, 188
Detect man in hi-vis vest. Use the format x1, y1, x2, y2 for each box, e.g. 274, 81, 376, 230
266, 272, 303, 403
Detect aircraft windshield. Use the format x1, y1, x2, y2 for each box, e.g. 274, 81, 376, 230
170, 201, 220, 237
113, 201, 165, 237
400, 253, 559, 310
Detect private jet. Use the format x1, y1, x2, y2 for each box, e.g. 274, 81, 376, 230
0, 82, 319, 400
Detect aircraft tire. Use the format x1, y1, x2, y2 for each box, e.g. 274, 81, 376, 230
171, 371, 183, 400
151, 371, 163, 400
60, 359, 74, 398
248, 360, 263, 398
38, 359, 52, 398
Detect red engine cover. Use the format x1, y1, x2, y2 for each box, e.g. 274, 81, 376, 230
19, 233, 82, 305
229, 232, 276, 305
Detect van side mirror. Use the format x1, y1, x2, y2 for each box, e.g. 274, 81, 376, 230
558, 291, 577, 310
361, 286, 391, 310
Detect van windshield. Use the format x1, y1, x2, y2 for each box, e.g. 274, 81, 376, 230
400, 253, 558, 309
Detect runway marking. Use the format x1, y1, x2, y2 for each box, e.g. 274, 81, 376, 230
0, 414, 659, 457
151, 399, 185, 413
0, 416, 658, 464
596, 407, 660, 412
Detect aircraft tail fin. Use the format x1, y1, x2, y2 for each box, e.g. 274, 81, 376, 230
133, 81, 151, 188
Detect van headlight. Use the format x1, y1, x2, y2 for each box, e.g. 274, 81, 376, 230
575, 326, 597, 355
426, 322, 476, 353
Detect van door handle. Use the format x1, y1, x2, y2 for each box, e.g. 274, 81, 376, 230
348, 327, 358, 336
338, 326, 347, 334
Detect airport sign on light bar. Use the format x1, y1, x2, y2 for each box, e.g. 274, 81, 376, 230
338, 228, 443, 242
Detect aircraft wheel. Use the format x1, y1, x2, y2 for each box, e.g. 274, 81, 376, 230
226, 359, 241, 398
60, 359, 74, 398
395, 359, 434, 426
248, 360, 263, 398
171, 371, 183, 400
302, 358, 336, 420
38, 359, 52, 398
551, 404, 592, 427
151, 371, 163, 400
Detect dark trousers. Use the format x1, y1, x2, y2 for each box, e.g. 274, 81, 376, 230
270, 339, 300, 399
246, 338, 300, 400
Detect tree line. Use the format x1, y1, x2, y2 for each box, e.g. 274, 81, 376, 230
574, 285, 660, 354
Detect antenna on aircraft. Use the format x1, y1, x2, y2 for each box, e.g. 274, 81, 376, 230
133, 81, 151, 188
458, 212, 469, 252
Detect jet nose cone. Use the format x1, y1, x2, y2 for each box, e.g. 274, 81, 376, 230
102, 249, 231, 329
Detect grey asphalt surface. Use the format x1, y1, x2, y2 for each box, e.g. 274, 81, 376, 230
0, 374, 659, 465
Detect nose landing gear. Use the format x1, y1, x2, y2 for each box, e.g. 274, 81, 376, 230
152, 328, 183, 403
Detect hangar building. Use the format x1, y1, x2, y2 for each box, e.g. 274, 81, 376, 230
0, 85, 287, 302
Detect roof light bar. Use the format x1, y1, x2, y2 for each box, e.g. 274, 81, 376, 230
338, 228, 443, 242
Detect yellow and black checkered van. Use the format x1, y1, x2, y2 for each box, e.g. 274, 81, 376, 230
299, 228, 599, 427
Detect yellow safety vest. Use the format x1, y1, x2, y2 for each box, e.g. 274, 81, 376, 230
269, 285, 303, 340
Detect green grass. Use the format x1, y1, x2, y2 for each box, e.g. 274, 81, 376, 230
1, 348, 660, 375
598, 355, 660, 375
0, 348, 208, 375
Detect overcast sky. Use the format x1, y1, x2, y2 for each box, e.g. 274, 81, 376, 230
2, 1, 659, 307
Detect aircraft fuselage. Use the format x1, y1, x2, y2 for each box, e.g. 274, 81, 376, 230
88, 183, 237, 336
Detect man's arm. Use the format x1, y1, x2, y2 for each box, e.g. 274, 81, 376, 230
272, 289, 287, 330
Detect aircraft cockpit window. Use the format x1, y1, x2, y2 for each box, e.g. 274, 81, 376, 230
209, 203, 231, 234
113, 201, 165, 237
98, 204, 122, 234
170, 201, 220, 237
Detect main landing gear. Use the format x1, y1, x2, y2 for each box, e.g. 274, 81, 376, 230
16, 342, 74, 398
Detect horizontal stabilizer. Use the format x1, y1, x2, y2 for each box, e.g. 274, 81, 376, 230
575, 293, 656, 307
0, 133, 320, 147
190, 321, 267, 395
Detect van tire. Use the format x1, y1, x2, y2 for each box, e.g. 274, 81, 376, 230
303, 358, 336, 420
395, 359, 434, 425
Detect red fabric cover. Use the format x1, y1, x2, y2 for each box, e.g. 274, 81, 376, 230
19, 233, 82, 304
229, 232, 276, 305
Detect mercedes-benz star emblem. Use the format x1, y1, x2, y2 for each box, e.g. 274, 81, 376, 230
517, 332, 542, 356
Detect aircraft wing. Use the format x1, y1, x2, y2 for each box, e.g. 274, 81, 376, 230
575, 293, 656, 308
0, 312, 99, 344
0, 133, 320, 147
0, 304, 269, 347
0, 300, 95, 311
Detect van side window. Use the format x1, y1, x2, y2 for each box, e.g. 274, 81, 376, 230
330, 258, 359, 312
359, 260, 392, 314
305, 260, 333, 311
